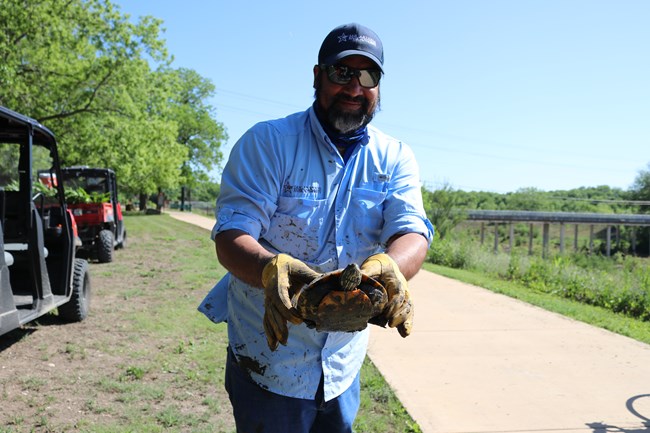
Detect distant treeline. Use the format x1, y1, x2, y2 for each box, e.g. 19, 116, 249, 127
421, 180, 650, 242
424, 184, 643, 213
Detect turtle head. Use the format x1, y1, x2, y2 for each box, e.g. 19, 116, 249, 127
340, 263, 363, 291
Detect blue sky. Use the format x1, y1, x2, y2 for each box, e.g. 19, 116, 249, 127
115, 0, 649, 194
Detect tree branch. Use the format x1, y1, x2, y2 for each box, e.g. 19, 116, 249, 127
37, 65, 116, 122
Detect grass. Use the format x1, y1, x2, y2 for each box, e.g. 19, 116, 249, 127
4, 213, 648, 432
423, 262, 650, 345
71, 214, 420, 432
128, 214, 420, 432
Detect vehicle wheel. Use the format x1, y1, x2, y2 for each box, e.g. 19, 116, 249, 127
97, 229, 114, 263
58, 258, 91, 322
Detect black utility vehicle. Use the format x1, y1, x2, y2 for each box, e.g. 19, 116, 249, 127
0, 106, 91, 336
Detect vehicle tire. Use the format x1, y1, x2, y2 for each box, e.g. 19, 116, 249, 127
58, 258, 91, 322
97, 229, 114, 263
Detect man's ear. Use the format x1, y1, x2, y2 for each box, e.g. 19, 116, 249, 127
313, 65, 321, 89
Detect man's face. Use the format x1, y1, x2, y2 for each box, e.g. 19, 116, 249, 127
314, 55, 381, 134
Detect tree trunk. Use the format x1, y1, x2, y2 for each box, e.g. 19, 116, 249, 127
139, 192, 148, 210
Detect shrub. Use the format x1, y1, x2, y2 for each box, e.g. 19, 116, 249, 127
427, 238, 650, 321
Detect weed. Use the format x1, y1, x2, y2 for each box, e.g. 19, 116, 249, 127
123, 366, 146, 381
428, 236, 650, 322
156, 406, 182, 428
21, 377, 46, 392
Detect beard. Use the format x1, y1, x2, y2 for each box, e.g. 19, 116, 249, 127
315, 85, 380, 134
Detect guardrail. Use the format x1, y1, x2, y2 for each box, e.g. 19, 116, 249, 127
466, 210, 650, 226
464, 210, 650, 257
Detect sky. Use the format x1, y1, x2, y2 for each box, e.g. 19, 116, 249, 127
114, 0, 650, 194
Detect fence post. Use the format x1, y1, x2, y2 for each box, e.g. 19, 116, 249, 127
543, 223, 550, 259
509, 223, 514, 253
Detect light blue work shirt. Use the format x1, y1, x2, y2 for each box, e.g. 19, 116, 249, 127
199, 106, 433, 402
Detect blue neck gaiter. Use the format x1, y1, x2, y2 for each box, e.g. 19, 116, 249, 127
314, 102, 369, 163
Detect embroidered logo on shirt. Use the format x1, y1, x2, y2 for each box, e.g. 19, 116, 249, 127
283, 181, 321, 196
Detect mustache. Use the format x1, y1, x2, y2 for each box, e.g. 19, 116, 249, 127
332, 93, 368, 108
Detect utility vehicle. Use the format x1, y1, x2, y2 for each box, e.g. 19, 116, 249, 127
0, 106, 91, 337
60, 166, 126, 263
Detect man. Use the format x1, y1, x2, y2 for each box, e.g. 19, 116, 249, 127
199, 23, 433, 433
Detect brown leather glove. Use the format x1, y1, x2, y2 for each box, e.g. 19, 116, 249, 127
261, 254, 320, 350
360, 253, 413, 337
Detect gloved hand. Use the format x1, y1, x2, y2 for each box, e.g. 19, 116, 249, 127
261, 254, 320, 350
360, 253, 413, 338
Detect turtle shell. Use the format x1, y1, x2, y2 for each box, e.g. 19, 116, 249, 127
292, 264, 388, 332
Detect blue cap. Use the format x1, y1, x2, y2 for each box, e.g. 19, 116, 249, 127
318, 23, 384, 72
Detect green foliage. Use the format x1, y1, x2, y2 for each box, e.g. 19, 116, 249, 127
427, 234, 472, 269
0, 0, 226, 199
421, 183, 466, 239
3, 179, 19, 192
191, 177, 221, 203
426, 262, 650, 345
65, 187, 110, 204
168, 68, 227, 188
427, 239, 650, 322
630, 162, 650, 206
32, 181, 57, 198
438, 185, 635, 213
123, 366, 146, 381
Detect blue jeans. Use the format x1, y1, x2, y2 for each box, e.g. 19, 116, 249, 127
225, 346, 361, 433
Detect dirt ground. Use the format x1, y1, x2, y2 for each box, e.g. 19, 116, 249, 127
0, 217, 234, 432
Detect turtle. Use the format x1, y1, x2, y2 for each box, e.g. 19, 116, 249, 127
292, 263, 388, 333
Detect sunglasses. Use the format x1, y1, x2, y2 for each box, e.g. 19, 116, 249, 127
321, 64, 382, 88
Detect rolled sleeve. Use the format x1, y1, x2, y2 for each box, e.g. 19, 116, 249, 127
380, 142, 435, 246
211, 124, 281, 241
211, 207, 265, 241
381, 211, 434, 246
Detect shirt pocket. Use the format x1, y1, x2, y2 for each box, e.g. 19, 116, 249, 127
350, 187, 386, 250
264, 196, 327, 261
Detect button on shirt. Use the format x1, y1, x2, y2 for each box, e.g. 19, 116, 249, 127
198, 106, 433, 402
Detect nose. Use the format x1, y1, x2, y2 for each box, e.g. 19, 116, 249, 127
342, 76, 364, 95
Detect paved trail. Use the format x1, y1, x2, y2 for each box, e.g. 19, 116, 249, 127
169, 211, 650, 433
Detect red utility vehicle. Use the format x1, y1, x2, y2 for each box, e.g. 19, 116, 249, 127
60, 167, 126, 263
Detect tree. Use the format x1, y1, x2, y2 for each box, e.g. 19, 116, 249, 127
0, 0, 169, 120
166, 68, 227, 189
422, 184, 465, 239
0, 0, 225, 203
191, 177, 221, 203
630, 163, 650, 208
505, 188, 552, 211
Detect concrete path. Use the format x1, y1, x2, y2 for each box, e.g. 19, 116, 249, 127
368, 271, 650, 433
167, 211, 650, 433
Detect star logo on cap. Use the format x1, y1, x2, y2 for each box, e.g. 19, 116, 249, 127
337, 33, 349, 43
